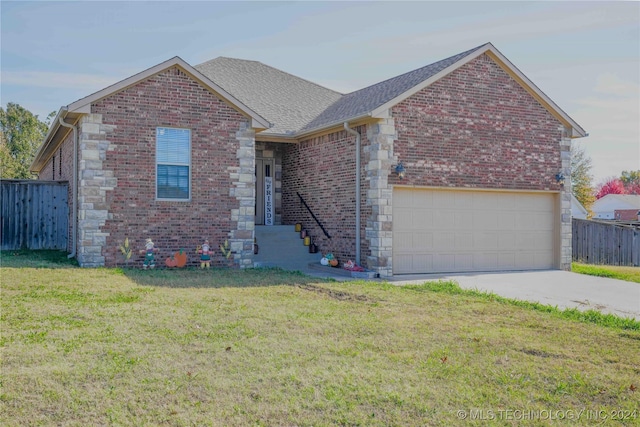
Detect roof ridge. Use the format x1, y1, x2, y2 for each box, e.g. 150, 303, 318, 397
196, 56, 344, 96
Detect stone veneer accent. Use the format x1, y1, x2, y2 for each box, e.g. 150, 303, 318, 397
229, 123, 256, 268
365, 117, 397, 278
77, 114, 116, 267
560, 129, 572, 270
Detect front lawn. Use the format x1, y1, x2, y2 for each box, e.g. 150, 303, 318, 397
573, 262, 640, 284
2, 251, 639, 426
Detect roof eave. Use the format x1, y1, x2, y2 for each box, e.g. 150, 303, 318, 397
30, 107, 72, 173
293, 113, 376, 140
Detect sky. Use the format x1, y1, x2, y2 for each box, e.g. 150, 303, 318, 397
1, 1, 638, 185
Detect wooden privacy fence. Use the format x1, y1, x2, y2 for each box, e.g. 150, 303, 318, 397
1, 180, 69, 250
572, 218, 640, 266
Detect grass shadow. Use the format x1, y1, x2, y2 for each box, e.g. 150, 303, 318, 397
0, 250, 79, 269
121, 266, 324, 288
1, 250, 326, 288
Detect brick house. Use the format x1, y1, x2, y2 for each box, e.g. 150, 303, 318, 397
31, 43, 586, 276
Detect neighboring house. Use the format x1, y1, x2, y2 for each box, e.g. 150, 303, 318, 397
592, 195, 640, 220
571, 195, 588, 219
614, 209, 640, 221
31, 42, 587, 276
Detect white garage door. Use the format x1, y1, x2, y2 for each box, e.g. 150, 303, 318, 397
393, 188, 557, 274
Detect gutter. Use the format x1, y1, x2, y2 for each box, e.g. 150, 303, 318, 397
343, 122, 361, 266
57, 112, 78, 260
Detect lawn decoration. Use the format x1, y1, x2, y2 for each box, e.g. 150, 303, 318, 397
140, 238, 159, 269
197, 240, 213, 269
322, 253, 339, 267
119, 237, 132, 267
166, 248, 187, 268
343, 260, 365, 272
219, 240, 234, 267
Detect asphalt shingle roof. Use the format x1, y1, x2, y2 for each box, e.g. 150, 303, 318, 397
300, 44, 487, 133
195, 57, 342, 135
196, 44, 487, 136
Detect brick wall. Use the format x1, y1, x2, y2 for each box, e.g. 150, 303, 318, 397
38, 129, 76, 252
281, 126, 371, 266
391, 54, 564, 191
93, 66, 250, 267
615, 209, 640, 221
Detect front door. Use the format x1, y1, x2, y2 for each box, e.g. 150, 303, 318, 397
255, 158, 274, 225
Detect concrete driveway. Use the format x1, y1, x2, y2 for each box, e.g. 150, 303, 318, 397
390, 270, 640, 320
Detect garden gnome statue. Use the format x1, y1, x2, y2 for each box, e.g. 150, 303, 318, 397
197, 239, 213, 269
140, 238, 158, 269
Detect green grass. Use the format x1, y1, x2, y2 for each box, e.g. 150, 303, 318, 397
573, 262, 640, 284
410, 280, 640, 331
2, 251, 640, 426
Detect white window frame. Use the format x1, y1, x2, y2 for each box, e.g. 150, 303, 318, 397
155, 127, 191, 201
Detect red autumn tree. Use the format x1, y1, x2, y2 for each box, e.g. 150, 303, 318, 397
595, 178, 627, 199
620, 170, 640, 195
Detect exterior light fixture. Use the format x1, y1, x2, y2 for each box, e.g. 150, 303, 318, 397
555, 173, 565, 186
395, 162, 406, 179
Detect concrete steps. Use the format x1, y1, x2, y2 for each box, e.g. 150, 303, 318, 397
253, 225, 322, 270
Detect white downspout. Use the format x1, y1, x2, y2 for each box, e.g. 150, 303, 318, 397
58, 113, 78, 260
344, 122, 361, 266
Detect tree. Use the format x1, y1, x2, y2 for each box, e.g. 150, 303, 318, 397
0, 103, 50, 179
596, 178, 626, 199
620, 170, 640, 195
570, 143, 595, 212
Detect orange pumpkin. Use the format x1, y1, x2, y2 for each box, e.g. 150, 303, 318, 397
174, 249, 187, 268
165, 256, 177, 268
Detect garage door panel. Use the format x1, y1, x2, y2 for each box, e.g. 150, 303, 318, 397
412, 232, 433, 250
474, 232, 498, 249
393, 188, 556, 274
455, 232, 473, 249
535, 252, 553, 268
432, 191, 456, 208
433, 211, 455, 229
497, 213, 516, 230
535, 233, 553, 249
395, 208, 413, 226
413, 210, 433, 228
454, 211, 473, 230
435, 254, 456, 271
395, 232, 415, 250
474, 252, 498, 270
434, 232, 455, 250
412, 191, 433, 208
474, 192, 501, 210
474, 212, 498, 230
498, 232, 516, 250
498, 253, 516, 269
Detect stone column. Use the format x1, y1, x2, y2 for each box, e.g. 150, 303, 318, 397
229, 122, 256, 268
77, 114, 116, 267
560, 128, 572, 270
365, 117, 397, 278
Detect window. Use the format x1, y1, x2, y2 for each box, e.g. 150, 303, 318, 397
156, 127, 191, 200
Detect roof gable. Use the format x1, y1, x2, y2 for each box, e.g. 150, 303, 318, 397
67, 56, 270, 130
32, 57, 271, 172
300, 42, 585, 138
